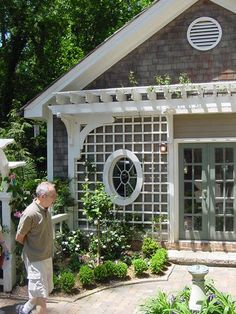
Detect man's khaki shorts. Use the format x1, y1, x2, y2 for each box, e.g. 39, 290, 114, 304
24, 257, 54, 298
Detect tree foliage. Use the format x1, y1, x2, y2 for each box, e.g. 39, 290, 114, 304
69, 0, 154, 55
0, 0, 153, 122
0, 0, 154, 174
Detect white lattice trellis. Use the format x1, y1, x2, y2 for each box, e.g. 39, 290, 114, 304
76, 115, 169, 238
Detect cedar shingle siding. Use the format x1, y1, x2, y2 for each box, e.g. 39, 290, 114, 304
53, 0, 236, 177
87, 0, 236, 90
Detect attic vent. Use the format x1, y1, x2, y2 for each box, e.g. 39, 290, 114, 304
187, 17, 222, 51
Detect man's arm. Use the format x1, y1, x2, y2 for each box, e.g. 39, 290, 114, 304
15, 232, 25, 245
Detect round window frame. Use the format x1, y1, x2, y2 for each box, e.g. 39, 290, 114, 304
103, 149, 143, 206
187, 17, 222, 51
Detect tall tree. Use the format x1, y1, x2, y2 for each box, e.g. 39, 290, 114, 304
70, 0, 154, 55
0, 0, 154, 176
0, 0, 153, 123
0, 0, 83, 123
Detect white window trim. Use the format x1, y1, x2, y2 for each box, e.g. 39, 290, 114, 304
103, 149, 143, 206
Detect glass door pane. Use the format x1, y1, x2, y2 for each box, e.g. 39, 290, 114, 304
179, 144, 208, 240
209, 145, 235, 239
180, 143, 236, 241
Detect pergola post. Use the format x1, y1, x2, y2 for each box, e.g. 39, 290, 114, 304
0, 192, 16, 291
0, 139, 26, 291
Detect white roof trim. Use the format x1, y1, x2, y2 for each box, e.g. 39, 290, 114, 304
24, 0, 236, 119
211, 0, 236, 13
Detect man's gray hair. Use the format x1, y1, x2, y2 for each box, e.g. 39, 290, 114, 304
36, 182, 54, 197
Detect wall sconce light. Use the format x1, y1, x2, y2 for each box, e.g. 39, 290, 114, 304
160, 143, 167, 153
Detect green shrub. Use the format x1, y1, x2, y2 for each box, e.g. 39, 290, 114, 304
94, 264, 108, 282
53, 274, 60, 290
78, 265, 95, 287
57, 271, 75, 293
89, 227, 130, 261
120, 253, 133, 266
68, 254, 82, 272
55, 229, 87, 257
141, 237, 159, 258
149, 248, 168, 274
113, 262, 128, 279
104, 260, 116, 278
132, 258, 148, 276
52, 178, 75, 214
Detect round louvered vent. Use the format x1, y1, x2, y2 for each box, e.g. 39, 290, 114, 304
187, 17, 222, 51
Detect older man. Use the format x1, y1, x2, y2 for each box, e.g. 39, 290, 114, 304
16, 181, 56, 314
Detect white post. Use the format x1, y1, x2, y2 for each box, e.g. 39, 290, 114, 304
0, 192, 16, 292
0, 139, 26, 292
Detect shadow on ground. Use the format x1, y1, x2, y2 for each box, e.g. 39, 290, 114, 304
0, 303, 21, 314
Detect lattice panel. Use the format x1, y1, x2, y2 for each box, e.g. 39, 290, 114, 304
75, 116, 169, 237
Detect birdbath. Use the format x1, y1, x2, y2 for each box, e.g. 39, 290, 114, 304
188, 264, 209, 312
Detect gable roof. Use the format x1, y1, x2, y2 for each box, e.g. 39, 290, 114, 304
24, 0, 236, 119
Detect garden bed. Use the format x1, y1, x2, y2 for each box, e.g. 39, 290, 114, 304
11, 261, 173, 300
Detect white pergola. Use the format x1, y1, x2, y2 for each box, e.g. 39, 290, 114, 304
46, 81, 236, 182
50, 81, 236, 116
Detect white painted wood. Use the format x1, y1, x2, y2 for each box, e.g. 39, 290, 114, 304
166, 114, 176, 243
0, 139, 26, 291
100, 91, 113, 103
0, 192, 16, 292
49, 94, 236, 117
211, 0, 236, 13
47, 111, 54, 181
51, 213, 69, 238
175, 137, 236, 143
0, 139, 14, 149
8, 161, 26, 169
173, 140, 180, 242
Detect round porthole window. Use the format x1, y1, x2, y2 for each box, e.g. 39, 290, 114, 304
187, 17, 222, 51
103, 149, 143, 206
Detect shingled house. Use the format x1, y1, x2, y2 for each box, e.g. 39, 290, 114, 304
24, 0, 236, 251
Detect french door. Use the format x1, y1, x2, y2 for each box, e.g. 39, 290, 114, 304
179, 143, 236, 241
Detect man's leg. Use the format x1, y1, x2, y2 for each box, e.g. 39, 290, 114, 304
16, 256, 37, 314
36, 297, 47, 314
16, 297, 37, 314
22, 298, 37, 313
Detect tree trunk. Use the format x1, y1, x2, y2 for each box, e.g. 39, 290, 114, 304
0, 35, 27, 122
97, 219, 101, 265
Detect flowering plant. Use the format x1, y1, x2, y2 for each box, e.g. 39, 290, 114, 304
2, 173, 32, 227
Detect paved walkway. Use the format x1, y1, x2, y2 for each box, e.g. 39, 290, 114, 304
1, 251, 236, 313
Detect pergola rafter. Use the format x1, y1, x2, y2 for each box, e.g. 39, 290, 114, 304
50, 81, 236, 116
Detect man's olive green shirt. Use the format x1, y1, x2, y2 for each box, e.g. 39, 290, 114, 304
17, 200, 53, 262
